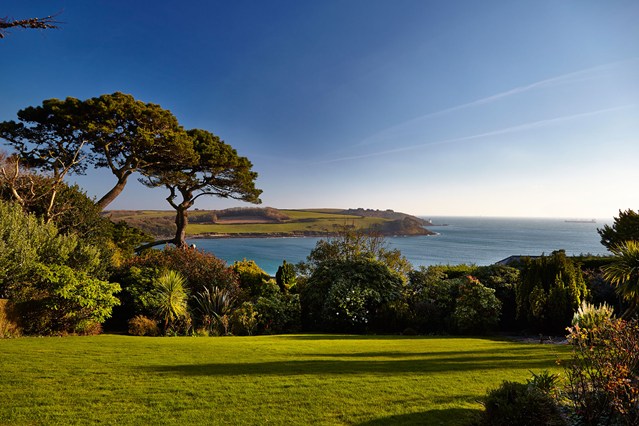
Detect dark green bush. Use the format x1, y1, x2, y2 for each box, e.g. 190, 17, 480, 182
452, 276, 501, 334
517, 250, 588, 334
479, 380, 566, 426
300, 258, 404, 332
255, 293, 301, 334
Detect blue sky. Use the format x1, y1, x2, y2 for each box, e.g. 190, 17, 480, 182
2, 1, 638, 218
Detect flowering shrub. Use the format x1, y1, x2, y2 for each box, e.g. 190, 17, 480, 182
564, 319, 639, 425
571, 300, 614, 330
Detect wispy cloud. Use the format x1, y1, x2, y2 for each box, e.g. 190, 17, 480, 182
357, 58, 639, 147
318, 105, 635, 164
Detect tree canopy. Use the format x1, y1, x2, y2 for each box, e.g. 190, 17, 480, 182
140, 128, 262, 247
83, 92, 192, 209
598, 209, 639, 251
0, 93, 192, 212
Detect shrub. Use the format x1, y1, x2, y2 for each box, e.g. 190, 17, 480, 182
452, 276, 501, 334
112, 247, 240, 329
74, 320, 103, 336
275, 260, 297, 293
230, 301, 258, 335
231, 259, 277, 299
255, 293, 301, 334
0, 200, 120, 335
479, 378, 566, 426
563, 319, 639, 426
517, 251, 588, 334
300, 258, 404, 332
126, 247, 240, 297
150, 270, 189, 333
0, 299, 20, 337
128, 315, 160, 336
193, 285, 236, 334
406, 267, 458, 333
571, 301, 614, 330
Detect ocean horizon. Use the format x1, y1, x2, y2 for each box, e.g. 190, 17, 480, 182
188, 216, 612, 275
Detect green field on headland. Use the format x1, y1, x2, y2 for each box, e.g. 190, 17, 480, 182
0, 334, 568, 425
106, 207, 434, 238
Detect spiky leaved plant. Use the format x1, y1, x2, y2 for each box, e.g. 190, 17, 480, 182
152, 269, 189, 333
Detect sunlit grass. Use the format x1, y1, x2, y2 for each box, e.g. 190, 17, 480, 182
0, 334, 568, 425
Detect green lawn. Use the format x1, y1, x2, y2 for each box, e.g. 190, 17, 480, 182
0, 334, 568, 425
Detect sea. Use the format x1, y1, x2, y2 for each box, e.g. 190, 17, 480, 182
188, 217, 612, 276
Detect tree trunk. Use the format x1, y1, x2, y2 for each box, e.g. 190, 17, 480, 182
173, 205, 189, 248
96, 172, 131, 211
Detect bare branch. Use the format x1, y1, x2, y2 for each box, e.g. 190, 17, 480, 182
0, 14, 61, 38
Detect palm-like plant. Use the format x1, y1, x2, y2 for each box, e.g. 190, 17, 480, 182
602, 240, 639, 318
153, 270, 189, 332
194, 285, 235, 334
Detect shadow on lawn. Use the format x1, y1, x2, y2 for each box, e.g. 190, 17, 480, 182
302, 346, 564, 359
357, 408, 481, 426
144, 349, 560, 377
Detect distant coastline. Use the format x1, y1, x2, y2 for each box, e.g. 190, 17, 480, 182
106, 207, 436, 239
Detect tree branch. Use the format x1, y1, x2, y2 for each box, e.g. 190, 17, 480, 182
0, 15, 61, 38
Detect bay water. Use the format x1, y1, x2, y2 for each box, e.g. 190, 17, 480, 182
188, 216, 611, 275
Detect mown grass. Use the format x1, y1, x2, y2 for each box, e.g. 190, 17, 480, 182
0, 334, 568, 425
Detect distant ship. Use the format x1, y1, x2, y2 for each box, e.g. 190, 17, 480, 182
565, 219, 596, 223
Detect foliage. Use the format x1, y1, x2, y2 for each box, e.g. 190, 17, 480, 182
230, 301, 258, 335
598, 209, 639, 251
602, 240, 639, 318
473, 265, 520, 330
120, 247, 240, 297
0, 200, 120, 334
128, 315, 160, 336
517, 251, 588, 334
83, 92, 194, 210
404, 269, 503, 334
406, 267, 459, 333
193, 285, 236, 334
140, 128, 262, 247
300, 258, 404, 332
563, 319, 639, 426
0, 156, 152, 266
298, 226, 412, 280
149, 270, 189, 333
255, 293, 301, 334
0, 299, 21, 337
452, 276, 501, 334
478, 377, 566, 426
571, 301, 615, 330
275, 260, 297, 292
0, 98, 90, 222
231, 259, 276, 299
0, 93, 193, 212
110, 248, 239, 332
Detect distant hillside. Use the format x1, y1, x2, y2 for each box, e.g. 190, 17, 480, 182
105, 207, 435, 238
338, 208, 431, 225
